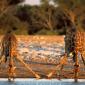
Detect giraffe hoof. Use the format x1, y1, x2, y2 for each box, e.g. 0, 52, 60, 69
8, 78, 11, 82
8, 78, 15, 82
35, 74, 41, 79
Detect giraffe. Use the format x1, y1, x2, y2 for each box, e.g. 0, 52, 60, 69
47, 9, 85, 82
0, 31, 40, 81
64, 10, 85, 82
65, 29, 85, 82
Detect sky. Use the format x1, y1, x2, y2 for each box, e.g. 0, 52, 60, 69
22, 0, 57, 7
23, 0, 40, 5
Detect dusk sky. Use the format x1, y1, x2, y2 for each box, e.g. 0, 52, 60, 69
23, 0, 40, 5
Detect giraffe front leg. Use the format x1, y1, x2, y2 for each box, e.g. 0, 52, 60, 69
58, 64, 64, 80
47, 54, 67, 79
16, 54, 40, 79
8, 55, 16, 82
58, 54, 68, 79
74, 64, 79, 82
47, 64, 60, 79
8, 65, 12, 82
74, 51, 79, 82
8, 64, 16, 81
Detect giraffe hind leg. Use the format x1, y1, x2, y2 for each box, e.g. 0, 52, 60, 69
8, 55, 16, 81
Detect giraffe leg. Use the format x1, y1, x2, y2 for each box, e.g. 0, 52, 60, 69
47, 54, 67, 79
58, 65, 64, 80
47, 64, 60, 78
74, 52, 79, 82
74, 64, 79, 82
8, 65, 12, 82
58, 54, 68, 79
8, 66, 16, 81
15, 55, 40, 79
8, 56, 16, 81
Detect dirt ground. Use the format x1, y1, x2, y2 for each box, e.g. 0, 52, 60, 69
0, 61, 85, 79
0, 35, 85, 79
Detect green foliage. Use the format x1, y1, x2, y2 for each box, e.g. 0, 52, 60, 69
53, 0, 85, 31
0, 0, 85, 35
8, 0, 24, 5
16, 4, 58, 34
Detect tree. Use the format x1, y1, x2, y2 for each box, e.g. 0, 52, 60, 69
16, 4, 58, 35
0, 0, 25, 34
31, 5, 56, 30
53, 0, 85, 31
0, 0, 24, 17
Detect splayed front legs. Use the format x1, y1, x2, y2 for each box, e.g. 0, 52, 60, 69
8, 53, 40, 81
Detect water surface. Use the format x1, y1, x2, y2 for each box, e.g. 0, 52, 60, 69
0, 79, 85, 85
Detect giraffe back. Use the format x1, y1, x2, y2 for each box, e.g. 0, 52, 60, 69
75, 31, 85, 52
1, 33, 17, 58
65, 30, 85, 56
